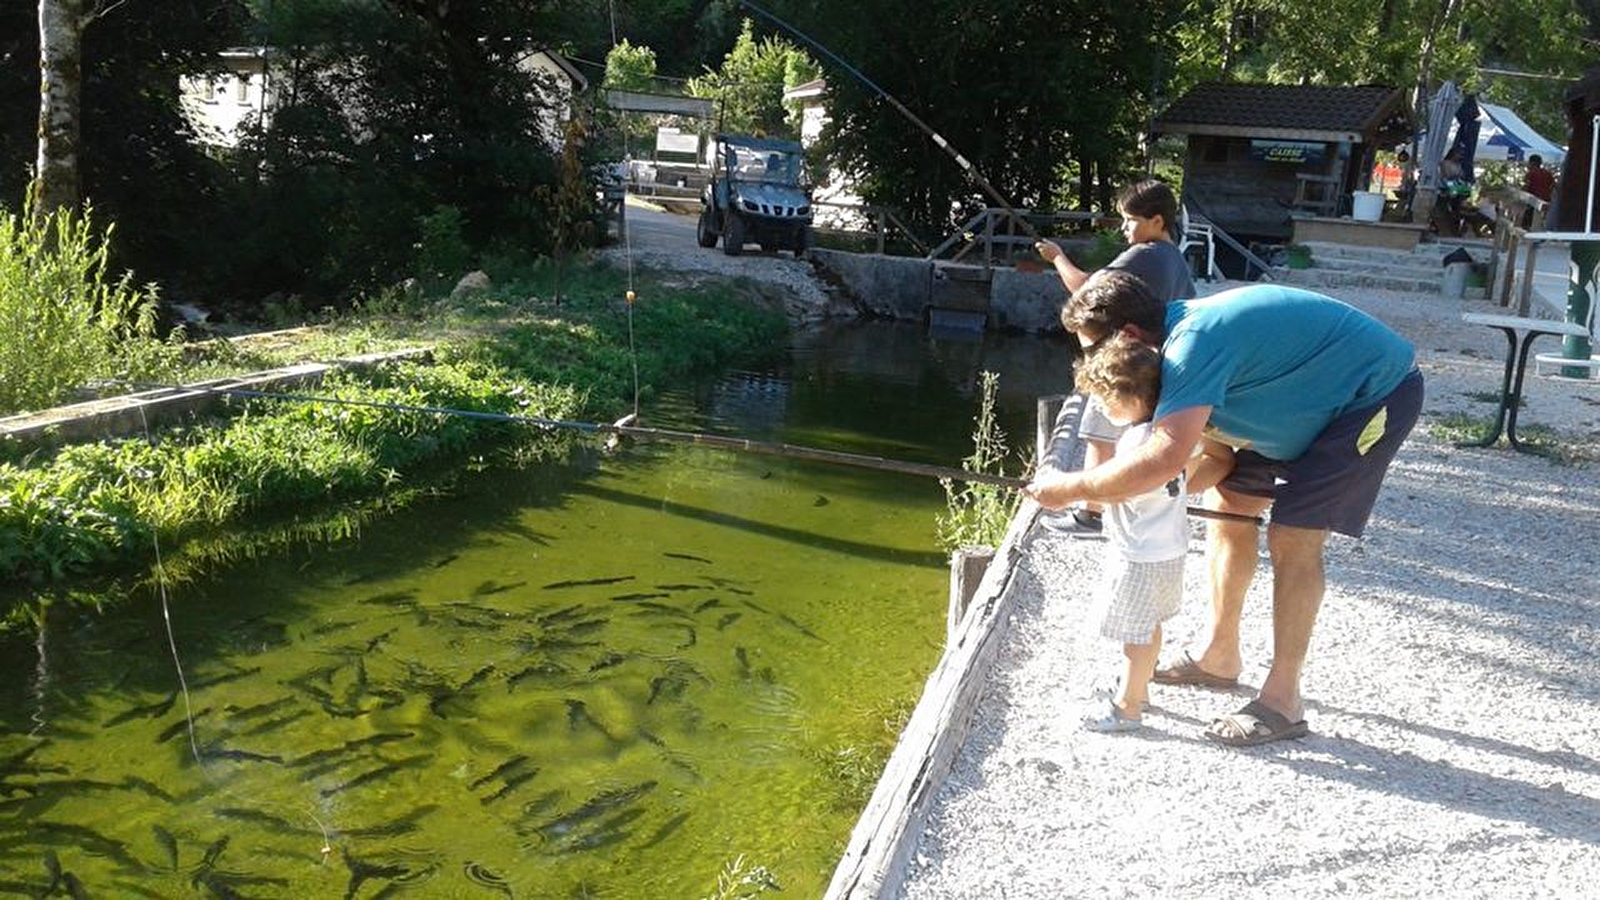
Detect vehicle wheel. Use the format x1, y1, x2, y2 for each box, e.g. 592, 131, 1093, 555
696, 208, 718, 248
793, 226, 812, 257
723, 212, 745, 256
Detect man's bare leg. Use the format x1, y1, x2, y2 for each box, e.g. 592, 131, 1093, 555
1183, 486, 1270, 681
1255, 523, 1328, 720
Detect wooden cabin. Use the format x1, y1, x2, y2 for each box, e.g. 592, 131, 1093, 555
1153, 83, 1411, 241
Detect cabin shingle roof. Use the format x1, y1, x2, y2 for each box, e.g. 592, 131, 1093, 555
1154, 83, 1407, 142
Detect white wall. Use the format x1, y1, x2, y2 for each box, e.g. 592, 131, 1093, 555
180, 54, 270, 148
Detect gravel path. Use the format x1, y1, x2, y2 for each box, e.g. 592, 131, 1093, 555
897, 283, 1600, 899
597, 204, 856, 324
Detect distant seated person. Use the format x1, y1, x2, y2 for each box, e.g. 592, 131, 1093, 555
1439, 148, 1466, 185
1524, 154, 1555, 202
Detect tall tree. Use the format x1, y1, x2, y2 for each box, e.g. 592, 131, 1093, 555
31, 0, 86, 218
687, 19, 818, 137
1171, 0, 1593, 138
783, 0, 1176, 233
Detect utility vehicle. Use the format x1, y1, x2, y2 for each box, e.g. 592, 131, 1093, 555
696, 134, 813, 256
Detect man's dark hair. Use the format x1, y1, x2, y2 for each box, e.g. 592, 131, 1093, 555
1117, 180, 1181, 232
1061, 271, 1166, 342
1530, 154, 1544, 167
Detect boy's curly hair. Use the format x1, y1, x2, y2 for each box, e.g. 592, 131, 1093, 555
1074, 331, 1162, 416
1060, 270, 1166, 342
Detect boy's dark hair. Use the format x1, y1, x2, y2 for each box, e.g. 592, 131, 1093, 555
1530, 154, 1544, 167
1060, 270, 1166, 343
1117, 180, 1181, 233
1075, 332, 1162, 415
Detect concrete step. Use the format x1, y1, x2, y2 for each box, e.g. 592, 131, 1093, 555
1274, 266, 1442, 294
1300, 240, 1491, 267
1307, 254, 1444, 280
1273, 266, 1490, 301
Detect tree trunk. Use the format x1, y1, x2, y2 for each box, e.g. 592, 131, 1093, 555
31, 0, 85, 220
1414, 0, 1461, 104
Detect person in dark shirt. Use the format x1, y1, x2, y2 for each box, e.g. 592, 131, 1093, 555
1035, 180, 1196, 537
1524, 154, 1555, 202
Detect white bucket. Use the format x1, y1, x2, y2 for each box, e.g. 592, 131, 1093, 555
1351, 190, 1384, 222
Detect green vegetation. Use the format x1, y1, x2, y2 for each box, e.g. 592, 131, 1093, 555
698, 855, 782, 900
816, 694, 916, 811
936, 371, 1025, 552
0, 258, 787, 622
5, 3, 1594, 313
1427, 412, 1593, 464
0, 205, 181, 414
687, 20, 820, 140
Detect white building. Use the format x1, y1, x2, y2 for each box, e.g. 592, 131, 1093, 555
179, 49, 271, 148
180, 48, 587, 150
783, 77, 867, 228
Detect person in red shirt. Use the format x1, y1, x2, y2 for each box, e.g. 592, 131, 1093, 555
1524, 154, 1555, 202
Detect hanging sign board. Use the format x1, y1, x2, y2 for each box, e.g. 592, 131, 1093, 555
1250, 140, 1327, 164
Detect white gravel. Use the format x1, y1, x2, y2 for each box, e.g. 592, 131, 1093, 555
896, 282, 1600, 899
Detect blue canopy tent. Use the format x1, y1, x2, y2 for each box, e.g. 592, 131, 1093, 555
1475, 102, 1566, 165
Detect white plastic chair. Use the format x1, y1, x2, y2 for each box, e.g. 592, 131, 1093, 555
1177, 213, 1219, 281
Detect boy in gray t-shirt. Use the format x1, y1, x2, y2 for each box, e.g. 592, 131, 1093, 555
1036, 179, 1196, 536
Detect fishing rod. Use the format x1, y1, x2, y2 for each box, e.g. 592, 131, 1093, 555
116, 379, 1264, 524
737, 0, 1042, 242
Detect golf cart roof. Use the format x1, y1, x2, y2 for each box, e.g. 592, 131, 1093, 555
717, 134, 804, 154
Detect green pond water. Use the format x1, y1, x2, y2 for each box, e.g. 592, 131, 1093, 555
0, 321, 1068, 898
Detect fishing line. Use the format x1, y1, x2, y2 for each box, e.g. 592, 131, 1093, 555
135, 404, 335, 862
114, 379, 1260, 523
736, 0, 1042, 241
604, 13, 643, 423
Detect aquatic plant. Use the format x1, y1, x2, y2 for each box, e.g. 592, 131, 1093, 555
699, 854, 781, 900
0, 360, 573, 592
936, 371, 1024, 551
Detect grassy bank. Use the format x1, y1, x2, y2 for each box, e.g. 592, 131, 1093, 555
0, 257, 788, 626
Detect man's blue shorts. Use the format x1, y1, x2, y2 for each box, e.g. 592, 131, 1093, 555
1219, 368, 1424, 537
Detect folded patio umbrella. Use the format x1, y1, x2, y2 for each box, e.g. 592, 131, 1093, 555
1415, 80, 1461, 193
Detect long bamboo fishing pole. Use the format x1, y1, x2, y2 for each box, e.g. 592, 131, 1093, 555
737, 0, 1042, 242
116, 379, 1264, 525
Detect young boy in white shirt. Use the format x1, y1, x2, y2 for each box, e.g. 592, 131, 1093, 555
1070, 332, 1232, 732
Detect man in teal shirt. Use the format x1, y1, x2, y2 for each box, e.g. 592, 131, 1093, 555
1027, 273, 1424, 746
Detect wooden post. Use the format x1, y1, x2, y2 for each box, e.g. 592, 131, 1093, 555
1036, 394, 1066, 468
1518, 241, 1542, 316
982, 209, 996, 270
946, 547, 993, 647
1498, 227, 1521, 307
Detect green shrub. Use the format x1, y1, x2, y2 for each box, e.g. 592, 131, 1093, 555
414, 204, 474, 281
937, 371, 1023, 551
0, 204, 180, 415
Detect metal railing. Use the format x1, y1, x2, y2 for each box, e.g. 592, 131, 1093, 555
927, 208, 1118, 267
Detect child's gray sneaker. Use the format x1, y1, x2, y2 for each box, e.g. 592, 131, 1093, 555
1083, 699, 1143, 733
1041, 507, 1104, 538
